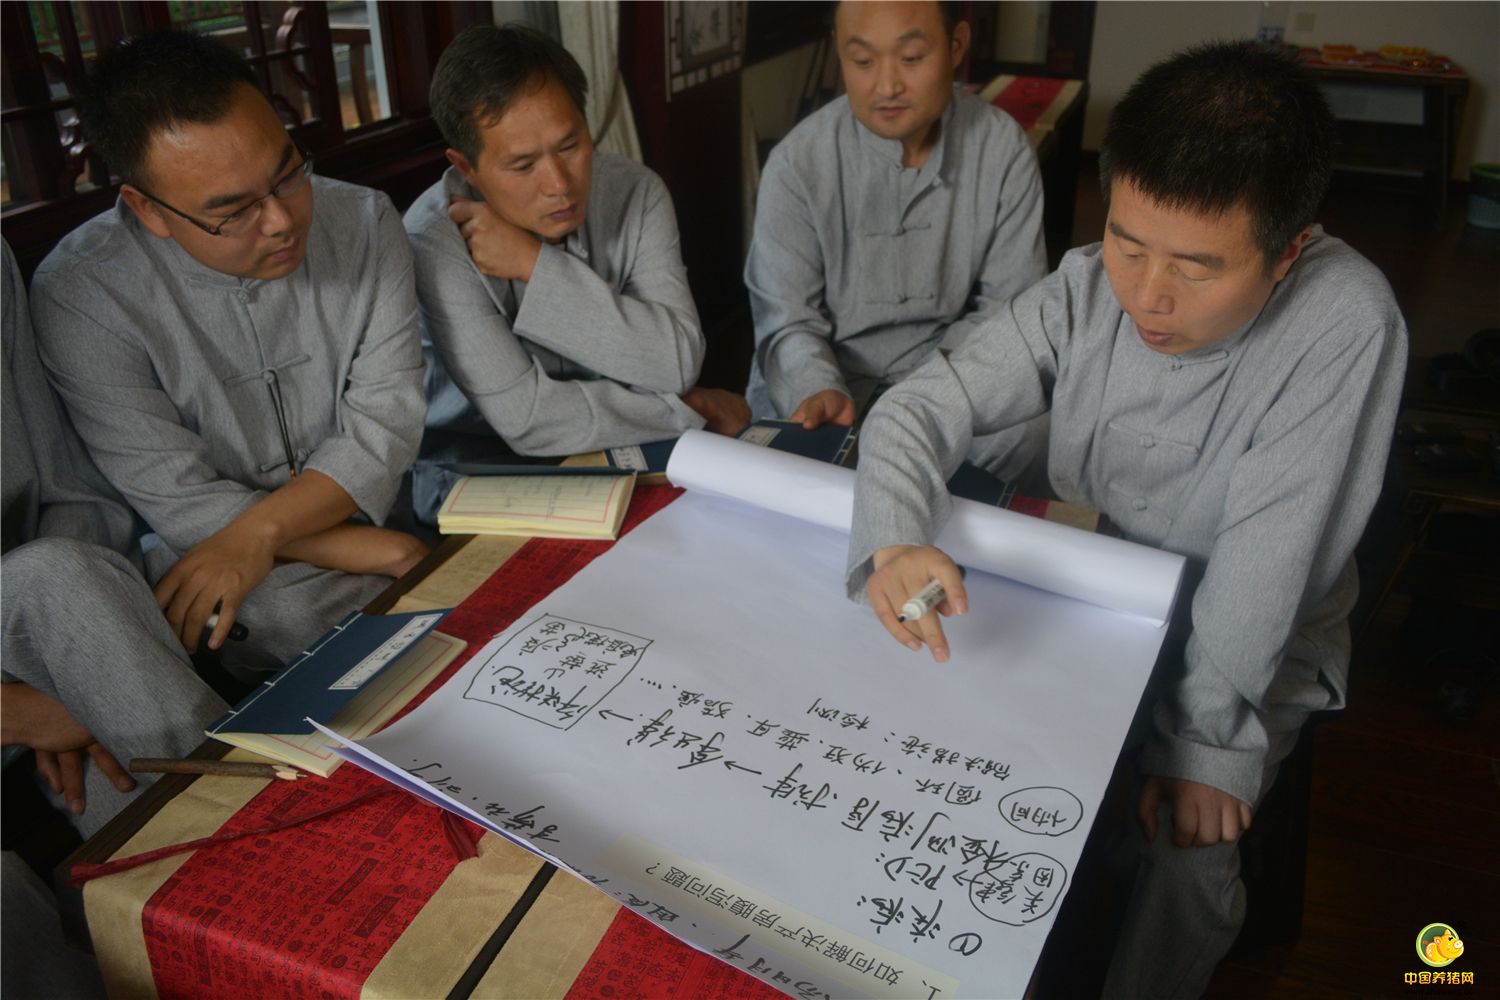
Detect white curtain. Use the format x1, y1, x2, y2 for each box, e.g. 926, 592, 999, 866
558, 1, 644, 162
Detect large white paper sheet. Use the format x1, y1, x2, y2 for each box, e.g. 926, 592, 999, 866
330, 453, 1184, 998
667, 431, 1184, 624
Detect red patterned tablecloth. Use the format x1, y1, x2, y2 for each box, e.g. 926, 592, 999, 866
84, 485, 782, 999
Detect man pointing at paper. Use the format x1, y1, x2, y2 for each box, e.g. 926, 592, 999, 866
851, 43, 1405, 997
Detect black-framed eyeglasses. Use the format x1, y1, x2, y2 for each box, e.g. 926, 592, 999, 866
138, 152, 314, 238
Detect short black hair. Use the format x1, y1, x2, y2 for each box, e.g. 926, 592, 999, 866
1099, 41, 1334, 265
74, 29, 260, 189
430, 24, 589, 167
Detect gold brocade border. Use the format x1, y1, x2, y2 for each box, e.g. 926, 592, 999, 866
82, 752, 270, 1000
472, 865, 621, 999
361, 834, 545, 999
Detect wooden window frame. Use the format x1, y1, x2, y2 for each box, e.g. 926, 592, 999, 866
2, 0, 489, 276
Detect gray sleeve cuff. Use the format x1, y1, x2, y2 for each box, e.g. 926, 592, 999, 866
765, 342, 850, 418
1136, 722, 1270, 808
515, 241, 703, 395
303, 446, 400, 525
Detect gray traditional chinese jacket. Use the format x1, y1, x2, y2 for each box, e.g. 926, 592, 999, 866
745, 86, 1047, 418
30, 177, 425, 555
3, 239, 138, 556
849, 232, 1406, 806
405, 158, 707, 515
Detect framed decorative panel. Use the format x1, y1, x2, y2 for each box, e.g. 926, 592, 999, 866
665, 0, 744, 98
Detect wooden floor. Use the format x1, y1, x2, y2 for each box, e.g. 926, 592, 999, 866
1072, 165, 1500, 997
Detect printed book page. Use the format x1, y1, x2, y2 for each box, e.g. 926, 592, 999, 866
438, 473, 636, 539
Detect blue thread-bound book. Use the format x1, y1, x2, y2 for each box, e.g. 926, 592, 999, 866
601, 419, 861, 479
205, 609, 465, 776
735, 419, 859, 465
602, 437, 680, 479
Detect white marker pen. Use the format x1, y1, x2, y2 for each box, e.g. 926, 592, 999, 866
896, 568, 966, 623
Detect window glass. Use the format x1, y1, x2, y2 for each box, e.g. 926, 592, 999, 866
329, 1, 393, 131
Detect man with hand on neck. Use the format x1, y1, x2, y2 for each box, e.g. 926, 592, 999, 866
407, 25, 747, 524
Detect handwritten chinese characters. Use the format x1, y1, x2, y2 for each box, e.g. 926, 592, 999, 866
342, 468, 1171, 999
462, 615, 650, 729
998, 787, 1083, 838
967, 853, 1067, 926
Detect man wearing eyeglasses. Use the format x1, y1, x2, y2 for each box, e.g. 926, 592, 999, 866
30, 30, 428, 674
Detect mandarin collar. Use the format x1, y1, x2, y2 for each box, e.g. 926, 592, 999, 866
1200, 249, 1328, 360
442, 166, 591, 264
1135, 226, 1331, 366
117, 198, 262, 290
561, 225, 589, 261
1125, 310, 1255, 368
1180, 317, 1253, 362
853, 87, 959, 181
